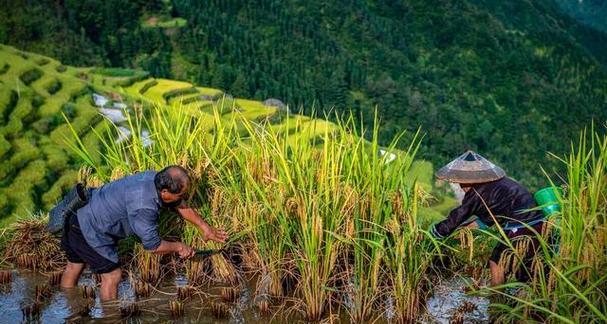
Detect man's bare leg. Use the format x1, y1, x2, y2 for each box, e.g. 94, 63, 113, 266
99, 268, 122, 301
489, 260, 505, 286
60, 262, 85, 288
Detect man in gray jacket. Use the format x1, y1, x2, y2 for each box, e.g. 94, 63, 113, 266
59, 165, 228, 301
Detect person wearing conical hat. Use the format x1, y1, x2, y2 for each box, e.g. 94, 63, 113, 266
430, 151, 546, 286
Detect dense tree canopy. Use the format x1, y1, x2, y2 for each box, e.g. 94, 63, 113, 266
1, 0, 606, 188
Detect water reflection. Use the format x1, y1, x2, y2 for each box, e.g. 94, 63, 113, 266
0, 270, 491, 323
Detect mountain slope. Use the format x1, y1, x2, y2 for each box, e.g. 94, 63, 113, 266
1, 0, 606, 187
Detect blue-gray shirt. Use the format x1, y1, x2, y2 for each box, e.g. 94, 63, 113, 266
77, 171, 162, 263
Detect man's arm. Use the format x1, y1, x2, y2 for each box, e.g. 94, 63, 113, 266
128, 208, 195, 258
175, 203, 228, 243
152, 240, 194, 258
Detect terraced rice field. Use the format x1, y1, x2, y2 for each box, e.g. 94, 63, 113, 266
0, 44, 440, 227
0, 45, 113, 225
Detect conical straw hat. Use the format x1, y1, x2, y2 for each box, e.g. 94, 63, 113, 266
435, 150, 505, 184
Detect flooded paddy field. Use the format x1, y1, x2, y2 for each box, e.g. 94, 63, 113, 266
0, 268, 490, 323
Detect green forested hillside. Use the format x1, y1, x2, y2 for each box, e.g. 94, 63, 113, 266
1, 0, 607, 187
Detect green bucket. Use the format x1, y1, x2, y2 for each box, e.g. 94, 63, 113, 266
534, 186, 563, 217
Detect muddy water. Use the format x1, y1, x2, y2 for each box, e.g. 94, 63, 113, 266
0, 269, 272, 323
0, 270, 490, 323
426, 276, 491, 323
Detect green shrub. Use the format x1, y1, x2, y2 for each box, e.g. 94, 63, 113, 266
31, 93, 45, 108
36, 58, 50, 66
61, 102, 77, 119
0, 192, 8, 214
17, 51, 29, 60
139, 79, 158, 94
267, 109, 289, 124
0, 160, 12, 180
2, 116, 23, 138
2, 94, 33, 137
40, 138, 69, 172
6, 160, 48, 217
91, 67, 136, 77
31, 116, 56, 134
46, 79, 62, 95
69, 84, 91, 101
181, 95, 199, 105
55, 65, 67, 73
1, 90, 19, 122
162, 87, 198, 103
0, 134, 10, 159
19, 68, 43, 85
0, 63, 9, 75
42, 170, 78, 209
117, 71, 150, 87
8, 137, 41, 170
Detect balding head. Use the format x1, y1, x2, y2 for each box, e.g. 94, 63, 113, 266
154, 165, 191, 194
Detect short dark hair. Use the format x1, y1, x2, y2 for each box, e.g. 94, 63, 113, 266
154, 165, 191, 194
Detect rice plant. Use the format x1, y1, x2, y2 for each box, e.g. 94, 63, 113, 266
66, 100, 435, 321
491, 128, 607, 323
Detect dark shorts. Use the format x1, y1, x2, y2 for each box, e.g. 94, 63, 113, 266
60, 214, 120, 274
489, 222, 545, 281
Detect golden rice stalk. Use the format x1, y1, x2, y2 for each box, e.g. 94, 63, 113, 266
185, 257, 207, 286
209, 253, 239, 285
211, 301, 229, 319
119, 302, 141, 318
133, 244, 161, 285
47, 270, 62, 286
21, 302, 41, 320
81, 285, 96, 299
132, 279, 151, 298
169, 300, 184, 318
177, 285, 194, 301
220, 286, 241, 303
35, 284, 52, 302
458, 228, 475, 263
110, 168, 125, 181
0, 270, 13, 284
240, 243, 261, 273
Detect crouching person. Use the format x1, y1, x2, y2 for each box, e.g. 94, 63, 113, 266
60, 165, 228, 301
429, 151, 546, 286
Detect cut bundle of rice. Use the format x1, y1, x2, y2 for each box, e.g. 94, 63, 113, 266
3, 217, 65, 271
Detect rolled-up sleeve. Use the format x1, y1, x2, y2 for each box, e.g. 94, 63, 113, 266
128, 208, 161, 250
431, 192, 481, 239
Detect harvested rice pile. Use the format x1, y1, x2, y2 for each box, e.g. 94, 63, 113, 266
3, 217, 65, 271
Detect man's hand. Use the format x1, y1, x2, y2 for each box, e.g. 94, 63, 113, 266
177, 242, 195, 259
176, 205, 229, 244
204, 227, 228, 243
465, 221, 480, 230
